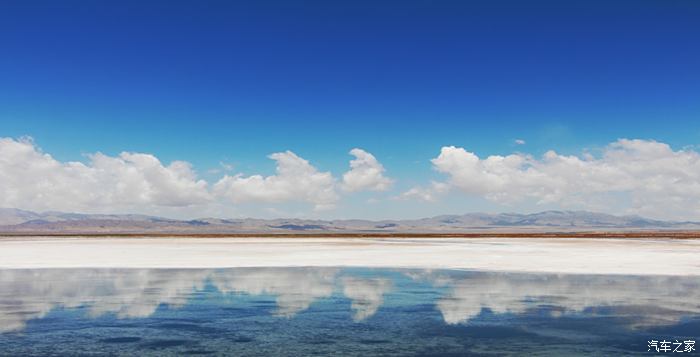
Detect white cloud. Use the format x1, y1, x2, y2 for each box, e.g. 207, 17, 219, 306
5, 136, 700, 220
206, 161, 235, 175
0, 138, 388, 216
399, 181, 449, 202
427, 139, 700, 220
341, 148, 393, 192
514, 139, 526, 145
0, 137, 211, 213
213, 150, 338, 210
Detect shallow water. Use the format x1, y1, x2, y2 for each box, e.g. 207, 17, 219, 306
0, 268, 698, 356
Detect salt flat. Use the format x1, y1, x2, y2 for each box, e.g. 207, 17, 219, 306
1, 237, 699, 275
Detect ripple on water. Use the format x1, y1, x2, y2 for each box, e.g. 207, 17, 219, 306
99, 337, 142, 343
140, 339, 192, 349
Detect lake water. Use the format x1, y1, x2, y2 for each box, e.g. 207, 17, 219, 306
1, 268, 698, 356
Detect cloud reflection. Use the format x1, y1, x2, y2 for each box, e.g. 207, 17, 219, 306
0, 269, 210, 332
424, 273, 700, 327
0, 268, 343, 332
210, 268, 337, 317
1, 268, 699, 333
341, 277, 392, 321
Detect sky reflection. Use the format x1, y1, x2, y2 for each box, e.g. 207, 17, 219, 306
1, 268, 699, 334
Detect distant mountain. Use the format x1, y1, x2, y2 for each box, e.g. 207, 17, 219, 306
0, 208, 699, 234
0, 208, 42, 226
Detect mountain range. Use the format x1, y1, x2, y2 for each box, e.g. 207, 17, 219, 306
1, 208, 699, 234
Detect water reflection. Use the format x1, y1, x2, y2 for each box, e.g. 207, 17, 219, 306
0, 269, 211, 332
210, 268, 337, 317
1, 268, 699, 335
341, 277, 392, 321
416, 272, 700, 327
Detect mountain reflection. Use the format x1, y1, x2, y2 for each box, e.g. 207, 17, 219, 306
1, 268, 699, 333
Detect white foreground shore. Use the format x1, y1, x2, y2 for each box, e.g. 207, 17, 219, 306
1, 237, 699, 275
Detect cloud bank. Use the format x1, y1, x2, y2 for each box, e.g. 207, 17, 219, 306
403, 139, 700, 220
0, 137, 211, 213
0, 138, 391, 215
3, 136, 700, 219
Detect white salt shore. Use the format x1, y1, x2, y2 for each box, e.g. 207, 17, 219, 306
1, 237, 699, 275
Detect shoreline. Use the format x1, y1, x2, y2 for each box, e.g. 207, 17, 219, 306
2, 231, 700, 239
2, 237, 700, 276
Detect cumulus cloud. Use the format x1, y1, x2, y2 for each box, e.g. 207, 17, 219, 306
341, 148, 394, 192
213, 151, 338, 210
0, 137, 211, 213
0, 138, 393, 215
421, 139, 700, 220
5, 136, 700, 219
514, 139, 526, 145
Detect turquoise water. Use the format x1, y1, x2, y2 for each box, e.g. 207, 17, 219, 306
0, 268, 698, 356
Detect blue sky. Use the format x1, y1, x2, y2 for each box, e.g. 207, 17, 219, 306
1, 1, 700, 219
